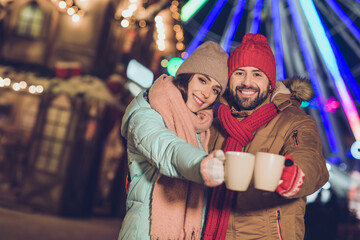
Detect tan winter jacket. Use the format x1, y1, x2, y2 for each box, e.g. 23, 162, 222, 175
208, 78, 329, 240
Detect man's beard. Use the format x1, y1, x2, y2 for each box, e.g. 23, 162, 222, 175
227, 85, 270, 110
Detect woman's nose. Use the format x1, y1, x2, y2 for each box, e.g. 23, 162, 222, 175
202, 87, 211, 98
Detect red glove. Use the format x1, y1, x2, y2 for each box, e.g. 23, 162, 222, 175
276, 155, 305, 198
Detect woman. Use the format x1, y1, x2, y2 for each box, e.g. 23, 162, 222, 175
118, 41, 228, 240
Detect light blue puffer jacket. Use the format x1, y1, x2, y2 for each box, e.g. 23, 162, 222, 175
118, 90, 209, 240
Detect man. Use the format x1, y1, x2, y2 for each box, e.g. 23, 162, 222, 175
201, 33, 329, 239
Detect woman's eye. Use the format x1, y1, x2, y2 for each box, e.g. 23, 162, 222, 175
199, 78, 206, 83
213, 88, 220, 95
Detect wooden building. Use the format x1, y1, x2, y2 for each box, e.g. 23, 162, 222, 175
0, 0, 182, 216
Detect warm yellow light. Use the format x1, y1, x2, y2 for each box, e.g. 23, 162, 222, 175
139, 20, 146, 28
154, 16, 162, 22
157, 33, 166, 40
170, 5, 177, 12
160, 59, 168, 68
172, 12, 180, 20
29, 85, 36, 94
122, 9, 132, 18
67, 7, 75, 15
59, 1, 67, 9
65, 0, 73, 6
77, 10, 85, 17
158, 45, 165, 51
72, 14, 80, 22
12, 83, 20, 91
173, 24, 181, 32
121, 19, 130, 28
36, 85, 44, 93
19, 81, 27, 89
176, 32, 184, 41
129, 4, 137, 12
3, 78, 11, 86
176, 42, 185, 51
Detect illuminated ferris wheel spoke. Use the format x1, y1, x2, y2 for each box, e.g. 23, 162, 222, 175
300, 0, 360, 141
325, 0, 360, 43
220, 0, 247, 53
287, 0, 339, 154
271, 0, 285, 80
314, 1, 360, 105
250, 0, 263, 33
184, 0, 227, 58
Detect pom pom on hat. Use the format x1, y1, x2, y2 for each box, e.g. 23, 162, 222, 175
176, 41, 228, 95
228, 34, 276, 90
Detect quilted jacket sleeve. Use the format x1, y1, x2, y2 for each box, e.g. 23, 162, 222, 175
126, 106, 207, 184
281, 114, 329, 198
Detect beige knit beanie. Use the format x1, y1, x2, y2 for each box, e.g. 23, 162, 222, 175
176, 41, 228, 95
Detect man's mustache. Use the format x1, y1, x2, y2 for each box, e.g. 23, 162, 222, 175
235, 86, 260, 92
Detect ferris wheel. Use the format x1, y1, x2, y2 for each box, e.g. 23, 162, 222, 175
181, 0, 360, 169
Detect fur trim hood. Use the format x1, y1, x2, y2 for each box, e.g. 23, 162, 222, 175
282, 77, 314, 102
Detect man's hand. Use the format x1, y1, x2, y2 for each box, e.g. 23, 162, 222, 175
200, 150, 225, 187
276, 155, 305, 198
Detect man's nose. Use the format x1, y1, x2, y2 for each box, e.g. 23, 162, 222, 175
242, 74, 252, 85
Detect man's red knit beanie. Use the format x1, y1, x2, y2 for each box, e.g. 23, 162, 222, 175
228, 33, 276, 90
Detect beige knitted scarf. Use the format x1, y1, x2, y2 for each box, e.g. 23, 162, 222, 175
148, 74, 213, 240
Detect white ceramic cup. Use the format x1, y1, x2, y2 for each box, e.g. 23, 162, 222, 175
254, 152, 286, 192
224, 151, 255, 191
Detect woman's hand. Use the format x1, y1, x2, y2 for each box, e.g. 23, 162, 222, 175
200, 150, 225, 187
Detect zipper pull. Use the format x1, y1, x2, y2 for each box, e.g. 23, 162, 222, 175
292, 130, 299, 147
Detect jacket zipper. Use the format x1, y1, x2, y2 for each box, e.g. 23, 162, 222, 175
292, 130, 299, 147
276, 210, 284, 240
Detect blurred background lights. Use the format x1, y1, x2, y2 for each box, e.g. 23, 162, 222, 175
160, 59, 168, 68
325, 96, 340, 113
59, 1, 67, 9
300, 101, 309, 108
126, 59, 154, 88
350, 141, 360, 159
4, 78, 11, 86
72, 14, 80, 22
12, 82, 20, 91
121, 19, 129, 28
28, 85, 36, 94
167, 57, 183, 76
19, 81, 27, 89
322, 181, 331, 190
35, 85, 44, 93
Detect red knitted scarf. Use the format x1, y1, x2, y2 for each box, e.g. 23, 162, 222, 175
202, 103, 279, 240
